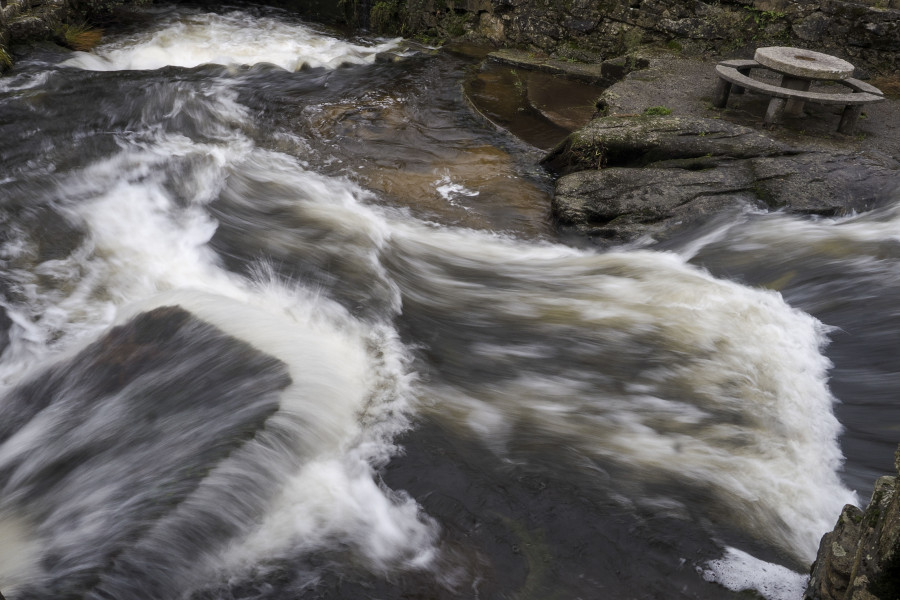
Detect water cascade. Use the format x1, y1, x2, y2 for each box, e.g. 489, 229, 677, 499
1, 5, 897, 599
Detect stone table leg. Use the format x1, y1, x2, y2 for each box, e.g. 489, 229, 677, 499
713, 77, 732, 108
781, 75, 811, 116
838, 104, 863, 135
764, 97, 786, 128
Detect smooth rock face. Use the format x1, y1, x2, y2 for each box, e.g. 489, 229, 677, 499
543, 114, 899, 243
805, 445, 900, 600
553, 163, 758, 243
542, 115, 791, 175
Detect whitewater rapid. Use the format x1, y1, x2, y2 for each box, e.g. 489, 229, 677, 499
1, 6, 887, 598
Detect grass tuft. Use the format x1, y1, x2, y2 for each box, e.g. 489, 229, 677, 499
0, 47, 12, 72
60, 23, 104, 52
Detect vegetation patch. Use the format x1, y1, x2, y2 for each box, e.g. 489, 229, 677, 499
370, 0, 407, 35
0, 47, 12, 72
59, 23, 104, 51
643, 106, 672, 116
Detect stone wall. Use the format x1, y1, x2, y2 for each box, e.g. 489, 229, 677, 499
404, 0, 900, 76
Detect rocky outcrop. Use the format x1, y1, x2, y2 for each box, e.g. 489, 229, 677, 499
542, 113, 899, 243
402, 0, 900, 77
539, 54, 900, 245
542, 115, 792, 174
805, 445, 900, 600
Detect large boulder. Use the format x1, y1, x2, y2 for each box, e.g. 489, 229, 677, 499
553, 160, 759, 242
805, 445, 900, 600
541, 115, 791, 175
0, 306, 292, 599
543, 111, 900, 244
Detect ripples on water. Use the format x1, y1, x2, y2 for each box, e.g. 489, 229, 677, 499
0, 5, 897, 599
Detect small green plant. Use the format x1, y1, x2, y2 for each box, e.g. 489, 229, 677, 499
743, 6, 786, 26
0, 47, 12, 72
643, 106, 672, 116
59, 23, 104, 51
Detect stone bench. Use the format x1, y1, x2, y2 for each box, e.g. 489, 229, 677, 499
713, 59, 884, 134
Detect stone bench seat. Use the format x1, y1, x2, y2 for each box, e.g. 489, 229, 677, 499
713, 59, 884, 134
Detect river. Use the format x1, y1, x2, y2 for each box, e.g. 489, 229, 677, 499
0, 5, 897, 599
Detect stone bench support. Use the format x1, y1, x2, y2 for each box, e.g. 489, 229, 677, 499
713, 59, 884, 135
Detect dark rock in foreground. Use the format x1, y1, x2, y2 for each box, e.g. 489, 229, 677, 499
0, 306, 291, 599
805, 445, 900, 600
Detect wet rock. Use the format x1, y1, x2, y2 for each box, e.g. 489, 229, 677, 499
546, 118, 898, 242
553, 161, 759, 243
541, 115, 791, 175
487, 48, 607, 84
805, 444, 900, 600
0, 306, 292, 598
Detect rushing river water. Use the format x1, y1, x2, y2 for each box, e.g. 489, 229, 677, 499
0, 5, 898, 599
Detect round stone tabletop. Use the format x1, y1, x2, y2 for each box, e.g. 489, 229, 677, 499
754, 46, 854, 80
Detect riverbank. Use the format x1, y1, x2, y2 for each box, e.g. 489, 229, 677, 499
539, 51, 900, 245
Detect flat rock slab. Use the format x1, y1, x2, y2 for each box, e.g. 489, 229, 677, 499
0, 306, 292, 599
541, 114, 791, 175
487, 48, 606, 84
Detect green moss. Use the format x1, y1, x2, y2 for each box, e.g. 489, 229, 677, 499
370, 0, 407, 35
440, 10, 470, 38
0, 47, 12, 73
643, 106, 672, 116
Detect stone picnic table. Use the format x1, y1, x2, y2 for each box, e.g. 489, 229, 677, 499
713, 46, 884, 134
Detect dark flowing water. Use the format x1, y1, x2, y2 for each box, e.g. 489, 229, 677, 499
0, 5, 898, 599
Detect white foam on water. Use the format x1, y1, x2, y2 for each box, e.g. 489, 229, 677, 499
676, 193, 900, 264
0, 112, 433, 590
385, 222, 856, 561
700, 547, 809, 600
63, 8, 400, 72
435, 174, 479, 209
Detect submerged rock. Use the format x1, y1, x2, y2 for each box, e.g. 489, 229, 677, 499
0, 306, 292, 599
805, 445, 900, 600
